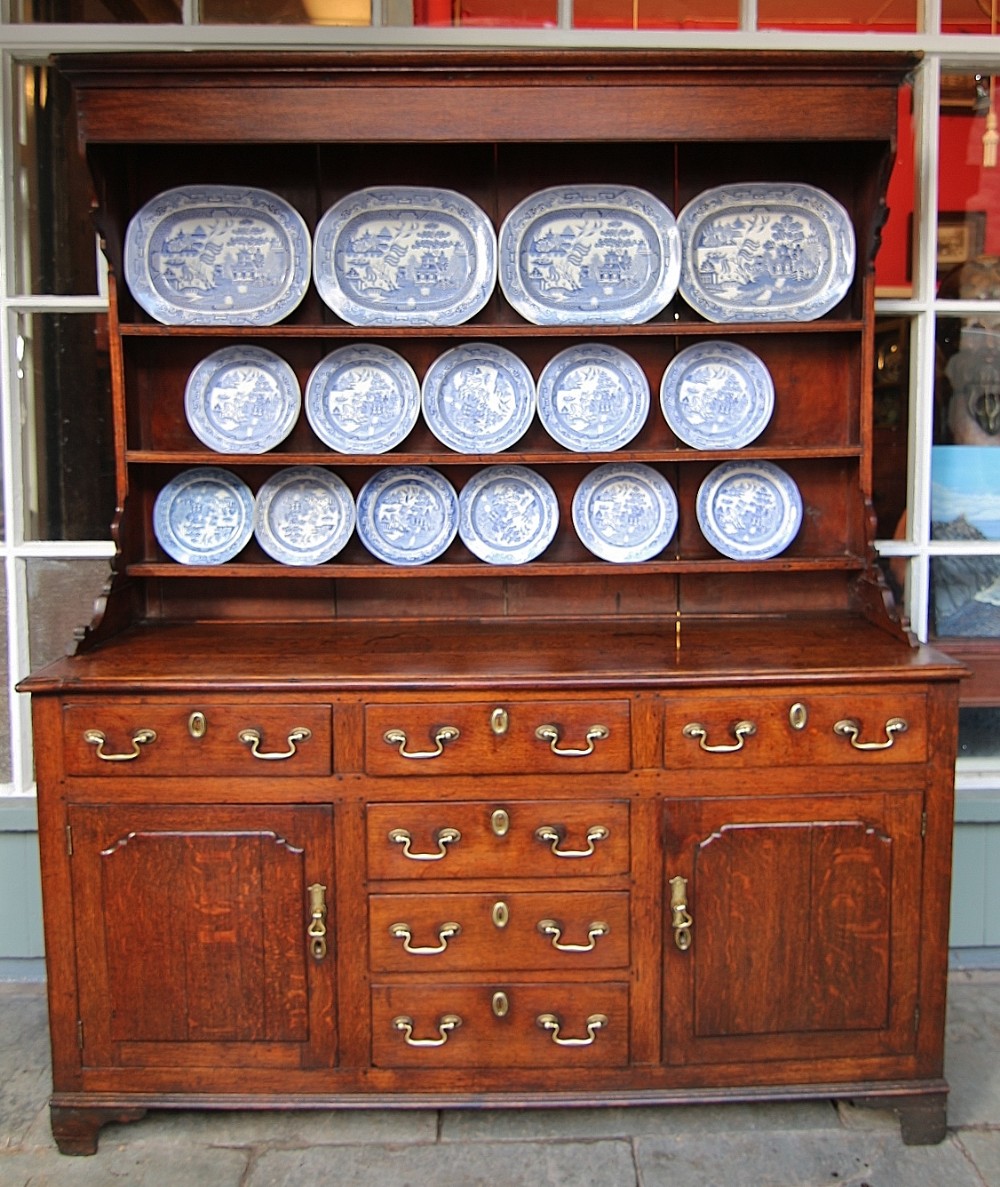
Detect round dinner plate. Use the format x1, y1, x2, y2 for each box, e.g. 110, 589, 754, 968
660, 340, 774, 451
153, 466, 255, 565
305, 344, 420, 454
696, 460, 802, 559
572, 462, 678, 563
253, 466, 355, 566
184, 345, 300, 454
356, 466, 459, 566
537, 344, 649, 452
458, 465, 559, 565
422, 343, 536, 454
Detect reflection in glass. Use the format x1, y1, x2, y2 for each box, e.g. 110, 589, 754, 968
872, 317, 911, 544
19, 313, 115, 542
11, 0, 179, 24
573, 0, 735, 28
13, 67, 99, 296
26, 560, 112, 671
757, 0, 915, 29
411, 0, 554, 22
942, 0, 993, 35
957, 707, 1000, 757
201, 0, 370, 21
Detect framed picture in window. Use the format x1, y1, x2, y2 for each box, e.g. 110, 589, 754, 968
936, 211, 987, 276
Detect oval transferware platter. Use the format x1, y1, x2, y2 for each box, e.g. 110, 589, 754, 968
185, 346, 301, 454
498, 185, 681, 325
659, 340, 774, 451
572, 462, 678, 563
537, 344, 649, 452
458, 465, 559, 565
253, 466, 356, 566
153, 467, 255, 565
676, 182, 855, 323
314, 187, 497, 327
356, 466, 459, 566
305, 345, 421, 454
422, 343, 536, 454
125, 185, 311, 326
696, 460, 802, 559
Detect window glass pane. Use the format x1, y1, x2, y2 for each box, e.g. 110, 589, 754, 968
0, 574, 10, 784
201, 0, 370, 22
26, 559, 112, 671
11, 0, 180, 19
410, 0, 555, 23
873, 317, 911, 542
757, 0, 915, 30
13, 67, 99, 296
957, 706, 1000, 757
573, 0, 736, 29
18, 312, 115, 542
877, 86, 915, 298
942, 0, 993, 35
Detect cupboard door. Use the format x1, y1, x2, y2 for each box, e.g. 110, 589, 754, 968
69, 803, 336, 1073
663, 792, 923, 1067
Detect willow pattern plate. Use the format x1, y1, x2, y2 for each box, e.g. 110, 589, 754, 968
356, 466, 459, 566
184, 346, 300, 454
125, 185, 311, 326
458, 465, 559, 565
422, 343, 536, 454
696, 460, 802, 559
537, 344, 649, 452
153, 467, 255, 565
253, 467, 355, 566
659, 340, 774, 450
314, 187, 497, 327
498, 184, 680, 325
305, 345, 420, 454
676, 182, 855, 323
572, 463, 678, 563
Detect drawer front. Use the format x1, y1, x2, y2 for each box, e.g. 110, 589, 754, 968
665, 689, 927, 769
369, 890, 630, 973
372, 981, 629, 1068
63, 702, 332, 777
367, 799, 630, 880
364, 699, 631, 776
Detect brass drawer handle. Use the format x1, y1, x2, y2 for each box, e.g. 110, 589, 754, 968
389, 921, 461, 955
307, 882, 328, 961
383, 725, 460, 760
682, 719, 757, 754
537, 918, 609, 953
535, 824, 609, 859
238, 726, 311, 761
392, 1013, 462, 1048
83, 727, 156, 762
833, 716, 908, 751
534, 723, 609, 758
536, 1012, 607, 1047
669, 875, 693, 952
388, 826, 461, 861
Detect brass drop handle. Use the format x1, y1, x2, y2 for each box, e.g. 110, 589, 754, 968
307, 882, 328, 961
682, 719, 757, 754
388, 826, 461, 861
537, 918, 609, 953
83, 727, 157, 762
535, 723, 609, 758
536, 1012, 608, 1047
392, 1013, 462, 1048
383, 725, 460, 760
833, 716, 908, 751
669, 875, 693, 951
535, 824, 609, 859
238, 726, 312, 761
389, 921, 461, 955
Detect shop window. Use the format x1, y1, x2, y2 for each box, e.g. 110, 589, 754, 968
201, 0, 371, 22
11, 0, 180, 19
572, 0, 736, 29
757, 0, 916, 30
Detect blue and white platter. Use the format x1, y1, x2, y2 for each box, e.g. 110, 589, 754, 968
313, 187, 497, 327
696, 460, 802, 560
458, 465, 559, 565
572, 462, 678, 563
498, 185, 680, 325
356, 466, 459, 566
659, 340, 774, 451
305, 345, 420, 454
537, 344, 649, 452
153, 466, 255, 565
422, 343, 536, 454
253, 466, 355, 566
184, 346, 300, 454
124, 186, 311, 326
676, 183, 855, 323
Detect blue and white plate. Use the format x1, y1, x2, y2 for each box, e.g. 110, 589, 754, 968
184, 346, 300, 454
537, 344, 649, 452
253, 466, 355, 566
305, 345, 420, 454
572, 463, 678, 563
314, 187, 497, 326
498, 185, 680, 325
459, 465, 559, 565
356, 466, 459, 566
696, 460, 802, 559
422, 343, 536, 454
153, 467, 254, 565
660, 341, 774, 450
124, 186, 311, 326
676, 182, 855, 323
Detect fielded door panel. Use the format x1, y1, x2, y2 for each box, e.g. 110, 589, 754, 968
68, 803, 336, 1072
662, 792, 923, 1067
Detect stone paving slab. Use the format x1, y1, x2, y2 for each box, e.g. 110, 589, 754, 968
0, 988, 50, 1151
955, 1130, 1000, 1186
0, 1143, 249, 1187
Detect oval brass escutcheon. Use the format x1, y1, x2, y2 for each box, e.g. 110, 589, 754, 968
491, 900, 510, 929
788, 702, 808, 731
491, 990, 509, 1018
490, 707, 509, 736
188, 710, 207, 739
491, 808, 510, 837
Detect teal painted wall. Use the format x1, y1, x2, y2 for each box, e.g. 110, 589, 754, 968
0, 801, 44, 979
